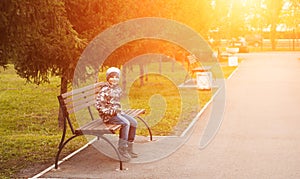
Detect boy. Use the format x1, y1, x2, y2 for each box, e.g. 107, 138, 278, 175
96, 67, 138, 160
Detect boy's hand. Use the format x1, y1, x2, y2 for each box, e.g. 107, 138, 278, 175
115, 108, 122, 113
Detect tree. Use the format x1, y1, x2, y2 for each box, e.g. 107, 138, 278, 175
0, 0, 86, 85
64, 0, 213, 85
0, 0, 86, 126
0, 0, 213, 125
265, 0, 284, 50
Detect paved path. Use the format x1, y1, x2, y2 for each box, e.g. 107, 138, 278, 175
38, 52, 300, 178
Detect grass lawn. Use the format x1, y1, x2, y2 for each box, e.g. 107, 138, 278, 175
0, 65, 87, 178
0, 62, 236, 178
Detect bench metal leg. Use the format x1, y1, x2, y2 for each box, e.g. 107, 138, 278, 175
55, 135, 78, 169
100, 135, 124, 170
184, 72, 190, 84
137, 116, 153, 141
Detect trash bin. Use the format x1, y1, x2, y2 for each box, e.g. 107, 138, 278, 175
228, 55, 238, 66
193, 66, 212, 90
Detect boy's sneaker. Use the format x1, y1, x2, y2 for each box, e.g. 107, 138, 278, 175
118, 146, 131, 160
128, 151, 138, 158
128, 142, 138, 158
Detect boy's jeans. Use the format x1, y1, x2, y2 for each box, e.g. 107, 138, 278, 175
108, 113, 137, 147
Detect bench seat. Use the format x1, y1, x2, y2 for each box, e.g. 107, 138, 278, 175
54, 82, 151, 170
75, 119, 121, 135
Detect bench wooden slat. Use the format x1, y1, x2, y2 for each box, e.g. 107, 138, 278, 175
62, 82, 105, 98
62, 84, 103, 104
75, 119, 121, 135
78, 119, 102, 130
67, 100, 96, 114
63, 90, 96, 104
124, 109, 145, 117
65, 94, 96, 111
74, 109, 144, 135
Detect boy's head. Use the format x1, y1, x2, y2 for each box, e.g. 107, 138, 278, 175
106, 67, 120, 86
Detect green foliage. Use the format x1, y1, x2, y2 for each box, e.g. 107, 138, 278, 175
64, 0, 213, 68
0, 0, 213, 96
0, 0, 86, 85
65, 0, 213, 40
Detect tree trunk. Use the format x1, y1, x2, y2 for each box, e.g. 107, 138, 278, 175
171, 60, 175, 72
145, 64, 148, 82
139, 64, 144, 86
159, 58, 162, 74
122, 65, 126, 91
58, 75, 68, 128
270, 24, 277, 50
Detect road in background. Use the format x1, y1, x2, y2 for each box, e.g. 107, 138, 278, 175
217, 39, 300, 50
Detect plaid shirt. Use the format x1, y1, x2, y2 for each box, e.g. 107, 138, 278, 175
96, 82, 122, 123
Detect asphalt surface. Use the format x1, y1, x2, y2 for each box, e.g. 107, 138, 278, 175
36, 52, 300, 179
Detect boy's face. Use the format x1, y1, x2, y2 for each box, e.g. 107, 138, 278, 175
108, 75, 119, 86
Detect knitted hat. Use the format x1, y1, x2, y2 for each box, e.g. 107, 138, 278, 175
106, 67, 120, 80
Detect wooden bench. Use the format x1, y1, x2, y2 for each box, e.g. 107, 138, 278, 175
55, 82, 152, 170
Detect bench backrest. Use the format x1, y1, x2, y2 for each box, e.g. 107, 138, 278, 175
58, 82, 106, 134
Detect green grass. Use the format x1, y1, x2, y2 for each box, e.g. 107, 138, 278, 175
0, 63, 235, 178
0, 65, 87, 178
127, 74, 214, 136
